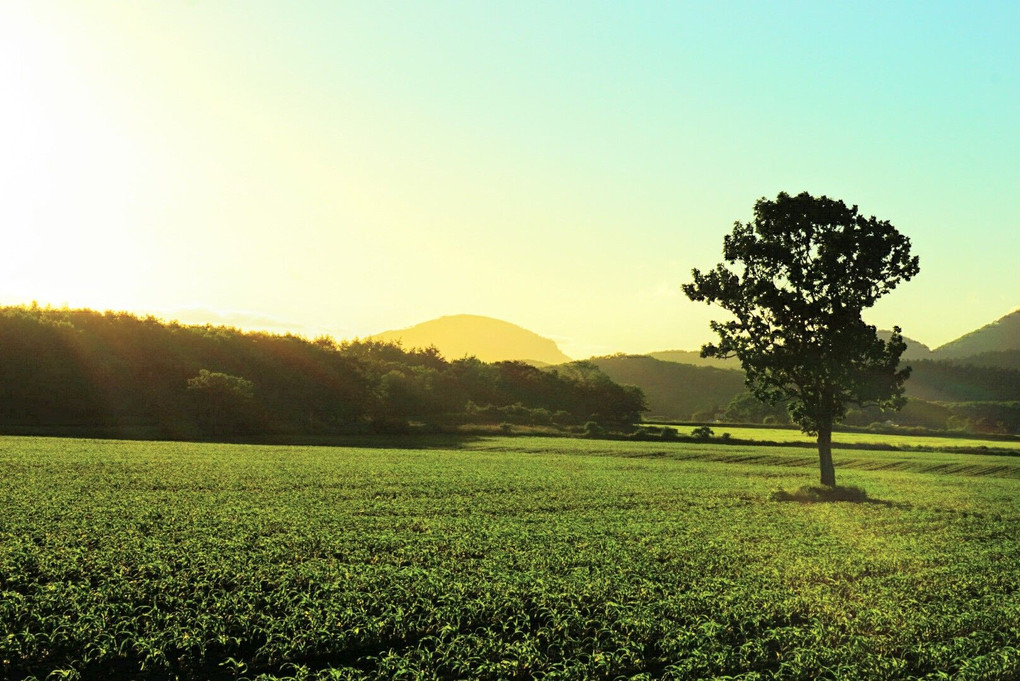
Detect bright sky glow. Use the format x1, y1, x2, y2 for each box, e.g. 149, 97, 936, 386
2, 2, 1018, 357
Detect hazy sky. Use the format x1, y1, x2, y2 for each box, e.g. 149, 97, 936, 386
3, 2, 1018, 358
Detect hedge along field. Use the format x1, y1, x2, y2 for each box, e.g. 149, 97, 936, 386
643, 423, 1020, 452
1, 435, 1019, 680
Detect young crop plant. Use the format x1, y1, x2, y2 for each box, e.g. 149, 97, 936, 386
684, 191, 919, 486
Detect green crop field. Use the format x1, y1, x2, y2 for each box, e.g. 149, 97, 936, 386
2, 435, 1019, 680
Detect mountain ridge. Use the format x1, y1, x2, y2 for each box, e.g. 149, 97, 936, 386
365, 310, 1018, 422
930, 309, 1020, 360
369, 308, 1019, 369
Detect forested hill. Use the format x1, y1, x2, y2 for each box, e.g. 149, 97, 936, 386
590, 353, 1020, 432
646, 350, 740, 369
589, 355, 745, 421
905, 360, 1020, 403
932, 309, 1020, 361
0, 306, 644, 439
649, 332, 933, 369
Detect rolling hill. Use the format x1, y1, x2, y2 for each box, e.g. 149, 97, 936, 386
877, 331, 934, 360
653, 331, 934, 367
622, 316, 1020, 418
931, 309, 1020, 363
647, 350, 741, 369
589, 355, 747, 421
369, 314, 572, 365
592, 352, 1020, 422
365, 310, 1019, 419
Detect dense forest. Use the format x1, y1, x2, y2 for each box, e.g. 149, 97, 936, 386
589, 355, 746, 421
0, 306, 645, 439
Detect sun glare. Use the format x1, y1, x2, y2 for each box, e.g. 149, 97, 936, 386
1, 4, 158, 312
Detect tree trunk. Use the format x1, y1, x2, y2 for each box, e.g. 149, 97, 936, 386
817, 422, 836, 486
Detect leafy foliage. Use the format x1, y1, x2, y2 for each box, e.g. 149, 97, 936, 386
684, 192, 920, 484
723, 391, 791, 424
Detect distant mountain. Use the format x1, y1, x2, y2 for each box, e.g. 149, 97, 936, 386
654, 331, 933, 368
592, 354, 1020, 422
906, 360, 1020, 403
369, 314, 572, 365
939, 350, 1020, 372
647, 350, 741, 369
613, 338, 1020, 421
932, 309, 1020, 362
877, 331, 933, 361
589, 355, 746, 421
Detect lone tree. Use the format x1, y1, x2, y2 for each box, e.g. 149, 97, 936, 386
683, 192, 920, 486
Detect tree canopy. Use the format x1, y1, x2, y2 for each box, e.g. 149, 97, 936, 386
683, 192, 920, 485
0, 305, 645, 439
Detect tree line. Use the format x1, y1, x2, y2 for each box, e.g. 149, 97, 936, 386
0, 306, 645, 439
717, 391, 1020, 435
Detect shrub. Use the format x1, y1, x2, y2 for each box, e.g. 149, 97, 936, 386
553, 410, 574, 426
691, 426, 714, 440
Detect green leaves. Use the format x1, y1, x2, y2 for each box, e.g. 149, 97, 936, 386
685, 192, 920, 481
